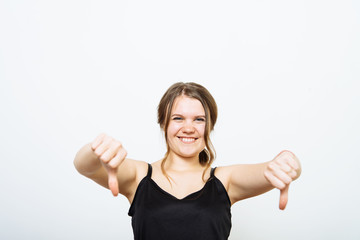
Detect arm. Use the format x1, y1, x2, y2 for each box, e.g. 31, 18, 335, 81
73, 133, 147, 200
219, 150, 301, 209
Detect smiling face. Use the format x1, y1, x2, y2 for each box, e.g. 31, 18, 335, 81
166, 95, 206, 160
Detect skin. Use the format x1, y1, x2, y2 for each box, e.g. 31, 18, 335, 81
74, 95, 301, 209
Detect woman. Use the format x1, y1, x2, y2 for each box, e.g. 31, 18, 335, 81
74, 82, 301, 240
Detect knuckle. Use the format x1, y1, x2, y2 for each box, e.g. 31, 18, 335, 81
278, 182, 286, 190
282, 165, 291, 172
94, 149, 101, 156
278, 150, 291, 160
100, 155, 109, 163
268, 161, 277, 170
284, 177, 292, 185
293, 164, 300, 171
281, 150, 291, 155
263, 171, 272, 182
290, 170, 297, 179
109, 161, 117, 168
274, 158, 283, 164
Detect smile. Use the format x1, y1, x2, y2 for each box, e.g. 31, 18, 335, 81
178, 137, 197, 143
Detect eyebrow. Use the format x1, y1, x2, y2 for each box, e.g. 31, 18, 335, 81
171, 114, 206, 118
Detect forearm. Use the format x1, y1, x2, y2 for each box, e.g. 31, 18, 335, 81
240, 152, 301, 194
228, 150, 301, 203
230, 162, 274, 200
73, 143, 102, 176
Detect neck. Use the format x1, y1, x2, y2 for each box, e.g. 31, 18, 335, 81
164, 152, 204, 172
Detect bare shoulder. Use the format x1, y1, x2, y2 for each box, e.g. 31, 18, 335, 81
213, 165, 233, 191
119, 159, 149, 202
214, 165, 233, 176
151, 159, 162, 168
124, 158, 149, 182
148, 160, 165, 179
213, 164, 252, 189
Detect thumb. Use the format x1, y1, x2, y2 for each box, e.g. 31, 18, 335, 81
107, 168, 119, 197
279, 185, 289, 210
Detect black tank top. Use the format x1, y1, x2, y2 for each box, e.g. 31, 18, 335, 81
128, 164, 232, 240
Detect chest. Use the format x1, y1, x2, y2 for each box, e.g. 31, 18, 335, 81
151, 171, 208, 200
128, 176, 232, 240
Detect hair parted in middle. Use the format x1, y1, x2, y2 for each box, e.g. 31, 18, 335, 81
157, 82, 218, 182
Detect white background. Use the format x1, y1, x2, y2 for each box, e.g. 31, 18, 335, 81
1, 0, 359, 239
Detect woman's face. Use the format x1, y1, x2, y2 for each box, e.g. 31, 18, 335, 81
166, 95, 206, 160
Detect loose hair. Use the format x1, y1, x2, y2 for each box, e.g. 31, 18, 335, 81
157, 82, 218, 182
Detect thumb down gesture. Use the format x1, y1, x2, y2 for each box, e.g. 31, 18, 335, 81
264, 150, 301, 210
91, 133, 128, 197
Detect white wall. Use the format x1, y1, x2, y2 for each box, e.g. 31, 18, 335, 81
1, 0, 359, 239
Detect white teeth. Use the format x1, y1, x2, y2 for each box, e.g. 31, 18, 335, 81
180, 137, 196, 143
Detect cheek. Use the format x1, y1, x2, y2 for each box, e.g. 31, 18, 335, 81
196, 124, 206, 136
167, 123, 180, 136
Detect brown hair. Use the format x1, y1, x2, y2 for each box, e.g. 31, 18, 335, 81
157, 82, 218, 182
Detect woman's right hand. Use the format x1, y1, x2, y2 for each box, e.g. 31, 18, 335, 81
90, 133, 128, 196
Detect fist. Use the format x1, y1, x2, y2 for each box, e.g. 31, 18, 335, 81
264, 150, 301, 210
91, 133, 128, 196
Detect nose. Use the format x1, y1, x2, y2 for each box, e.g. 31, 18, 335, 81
182, 120, 195, 133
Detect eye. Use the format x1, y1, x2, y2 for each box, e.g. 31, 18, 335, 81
196, 118, 205, 122
173, 117, 183, 121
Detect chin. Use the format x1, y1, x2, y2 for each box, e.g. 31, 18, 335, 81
178, 151, 200, 159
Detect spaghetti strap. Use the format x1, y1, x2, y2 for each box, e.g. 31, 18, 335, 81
147, 163, 152, 178
210, 167, 216, 178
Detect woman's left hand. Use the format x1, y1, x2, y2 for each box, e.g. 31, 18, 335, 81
264, 150, 301, 210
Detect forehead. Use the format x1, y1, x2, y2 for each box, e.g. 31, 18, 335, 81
171, 95, 205, 115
